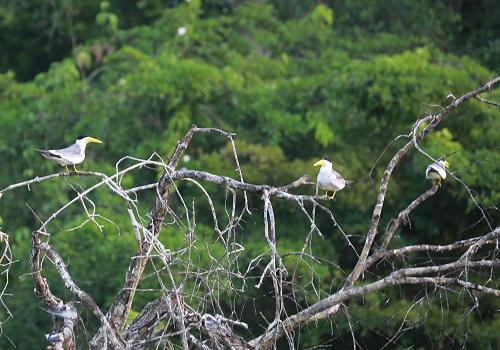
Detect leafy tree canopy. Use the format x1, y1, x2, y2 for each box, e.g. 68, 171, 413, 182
0, 1, 498, 348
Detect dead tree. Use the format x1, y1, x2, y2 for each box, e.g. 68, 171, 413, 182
0, 77, 499, 349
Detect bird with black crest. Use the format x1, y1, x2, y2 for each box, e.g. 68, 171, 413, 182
36, 135, 103, 172
313, 156, 352, 199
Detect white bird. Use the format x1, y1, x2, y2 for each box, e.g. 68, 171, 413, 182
425, 159, 449, 187
36, 135, 103, 172
313, 156, 350, 199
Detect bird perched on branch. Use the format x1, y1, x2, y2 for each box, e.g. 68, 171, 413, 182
36, 135, 103, 172
425, 159, 449, 187
313, 156, 351, 199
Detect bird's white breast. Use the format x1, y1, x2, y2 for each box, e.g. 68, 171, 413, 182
317, 166, 345, 191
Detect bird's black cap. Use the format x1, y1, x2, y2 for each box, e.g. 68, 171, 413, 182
76, 135, 88, 140
321, 156, 331, 162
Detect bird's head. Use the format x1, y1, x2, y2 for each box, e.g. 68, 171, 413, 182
313, 156, 332, 167
76, 135, 103, 145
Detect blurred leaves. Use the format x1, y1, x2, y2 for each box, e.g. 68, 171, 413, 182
0, 1, 499, 349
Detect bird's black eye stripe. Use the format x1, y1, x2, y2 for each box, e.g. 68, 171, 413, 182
321, 156, 330, 162
76, 135, 88, 140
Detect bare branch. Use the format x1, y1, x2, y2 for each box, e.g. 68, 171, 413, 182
0, 171, 105, 197
475, 95, 500, 107
41, 242, 126, 349
366, 227, 500, 270
95, 125, 261, 347
344, 76, 500, 289
251, 259, 499, 349
380, 186, 439, 250
31, 232, 77, 350
3, 77, 496, 349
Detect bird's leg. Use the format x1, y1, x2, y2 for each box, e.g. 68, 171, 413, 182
73, 164, 80, 173
330, 191, 337, 200
64, 166, 70, 173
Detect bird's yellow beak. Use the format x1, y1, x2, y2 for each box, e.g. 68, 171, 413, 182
444, 160, 450, 169
84, 137, 103, 144
313, 159, 326, 167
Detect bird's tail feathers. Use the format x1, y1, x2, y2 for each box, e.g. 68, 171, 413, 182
345, 180, 355, 187
34, 149, 56, 159
344, 175, 374, 187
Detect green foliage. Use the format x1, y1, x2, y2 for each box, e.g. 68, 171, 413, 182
0, 1, 499, 348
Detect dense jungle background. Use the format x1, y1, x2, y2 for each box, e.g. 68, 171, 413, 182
0, 0, 499, 348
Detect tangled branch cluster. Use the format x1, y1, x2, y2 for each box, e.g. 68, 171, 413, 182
0, 78, 499, 349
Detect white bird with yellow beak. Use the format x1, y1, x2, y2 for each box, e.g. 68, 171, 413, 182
426, 159, 449, 187
37, 135, 103, 172
313, 156, 349, 199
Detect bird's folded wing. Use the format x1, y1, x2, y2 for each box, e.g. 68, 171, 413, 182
52, 144, 81, 158
329, 171, 346, 187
